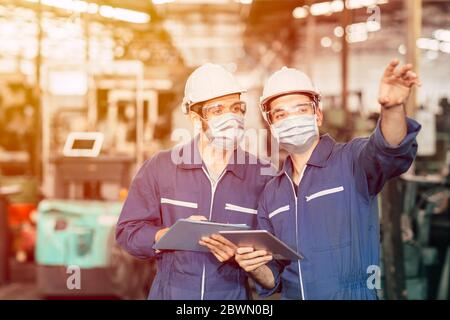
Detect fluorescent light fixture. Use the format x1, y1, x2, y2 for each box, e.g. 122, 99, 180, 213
346, 31, 368, 43
152, 0, 175, 4
434, 29, 450, 42
417, 38, 439, 51
310, 1, 344, 16
440, 42, 450, 54
346, 23, 368, 43
331, 0, 344, 12
311, 2, 334, 16
292, 6, 308, 19
99, 6, 150, 23
25, 0, 150, 24
345, 0, 386, 9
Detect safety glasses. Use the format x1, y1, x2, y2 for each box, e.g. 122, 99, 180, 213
265, 101, 316, 124
201, 101, 247, 119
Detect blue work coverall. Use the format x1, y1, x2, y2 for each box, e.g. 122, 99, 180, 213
116, 138, 271, 299
257, 118, 421, 300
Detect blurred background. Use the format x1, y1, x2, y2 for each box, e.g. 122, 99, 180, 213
0, 0, 448, 300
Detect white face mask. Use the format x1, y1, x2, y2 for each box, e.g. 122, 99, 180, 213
205, 113, 245, 150
271, 114, 319, 154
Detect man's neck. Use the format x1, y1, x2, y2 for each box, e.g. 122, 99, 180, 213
290, 137, 320, 185
198, 133, 232, 178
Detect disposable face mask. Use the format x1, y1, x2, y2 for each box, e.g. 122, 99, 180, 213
271, 114, 319, 154
205, 113, 245, 150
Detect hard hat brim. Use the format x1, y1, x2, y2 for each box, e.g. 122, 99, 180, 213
188, 89, 247, 109
260, 90, 320, 110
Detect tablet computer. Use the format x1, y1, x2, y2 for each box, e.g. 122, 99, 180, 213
153, 219, 250, 253
219, 230, 304, 261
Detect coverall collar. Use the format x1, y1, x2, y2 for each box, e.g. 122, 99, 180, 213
277, 134, 336, 177
177, 136, 246, 180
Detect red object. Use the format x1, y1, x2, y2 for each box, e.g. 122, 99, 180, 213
7, 203, 36, 228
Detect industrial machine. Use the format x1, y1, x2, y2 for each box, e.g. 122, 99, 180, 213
35, 200, 152, 299
35, 61, 158, 298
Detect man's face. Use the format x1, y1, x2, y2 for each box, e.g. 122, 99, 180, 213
267, 93, 323, 127
189, 93, 243, 131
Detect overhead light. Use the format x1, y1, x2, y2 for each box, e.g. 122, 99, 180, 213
434, 29, 450, 42
311, 1, 344, 16
152, 0, 175, 4
440, 42, 450, 54
235, 0, 253, 4
334, 26, 344, 37
346, 22, 368, 43
293, 0, 388, 18
100, 6, 150, 23
417, 38, 439, 51
292, 6, 308, 19
345, 0, 388, 10
346, 31, 368, 43
25, 0, 90, 13
321, 37, 332, 48
331, 0, 345, 12
25, 0, 150, 24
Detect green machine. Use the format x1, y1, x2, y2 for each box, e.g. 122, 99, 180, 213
36, 200, 153, 299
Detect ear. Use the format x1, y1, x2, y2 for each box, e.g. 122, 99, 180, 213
189, 111, 200, 123
316, 108, 324, 127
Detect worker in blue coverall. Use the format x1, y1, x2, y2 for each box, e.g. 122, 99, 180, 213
234, 59, 422, 300
115, 63, 271, 300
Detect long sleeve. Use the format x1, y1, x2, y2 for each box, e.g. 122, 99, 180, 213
253, 190, 288, 297
115, 156, 162, 259
350, 117, 421, 197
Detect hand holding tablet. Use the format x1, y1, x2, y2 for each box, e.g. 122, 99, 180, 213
219, 230, 304, 261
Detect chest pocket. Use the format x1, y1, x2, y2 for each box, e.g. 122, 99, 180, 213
304, 186, 351, 252
159, 186, 200, 225
224, 203, 257, 227
267, 205, 297, 250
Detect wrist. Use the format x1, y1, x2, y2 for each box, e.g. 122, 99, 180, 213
381, 103, 406, 115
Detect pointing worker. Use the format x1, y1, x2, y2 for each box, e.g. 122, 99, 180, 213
116, 63, 271, 300
234, 59, 422, 299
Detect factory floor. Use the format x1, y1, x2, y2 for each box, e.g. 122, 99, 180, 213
0, 259, 280, 300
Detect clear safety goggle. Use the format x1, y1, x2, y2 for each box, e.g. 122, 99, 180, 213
201, 101, 247, 119
265, 101, 317, 124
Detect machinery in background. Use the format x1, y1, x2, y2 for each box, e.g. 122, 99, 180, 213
36, 200, 153, 299
34, 61, 160, 298
380, 102, 450, 300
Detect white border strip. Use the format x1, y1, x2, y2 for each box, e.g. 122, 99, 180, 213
305, 186, 344, 202
160, 197, 198, 209
63, 132, 104, 158
268, 205, 290, 219
225, 203, 257, 215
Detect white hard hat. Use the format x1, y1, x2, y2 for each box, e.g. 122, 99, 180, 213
260, 67, 321, 118
182, 63, 246, 114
